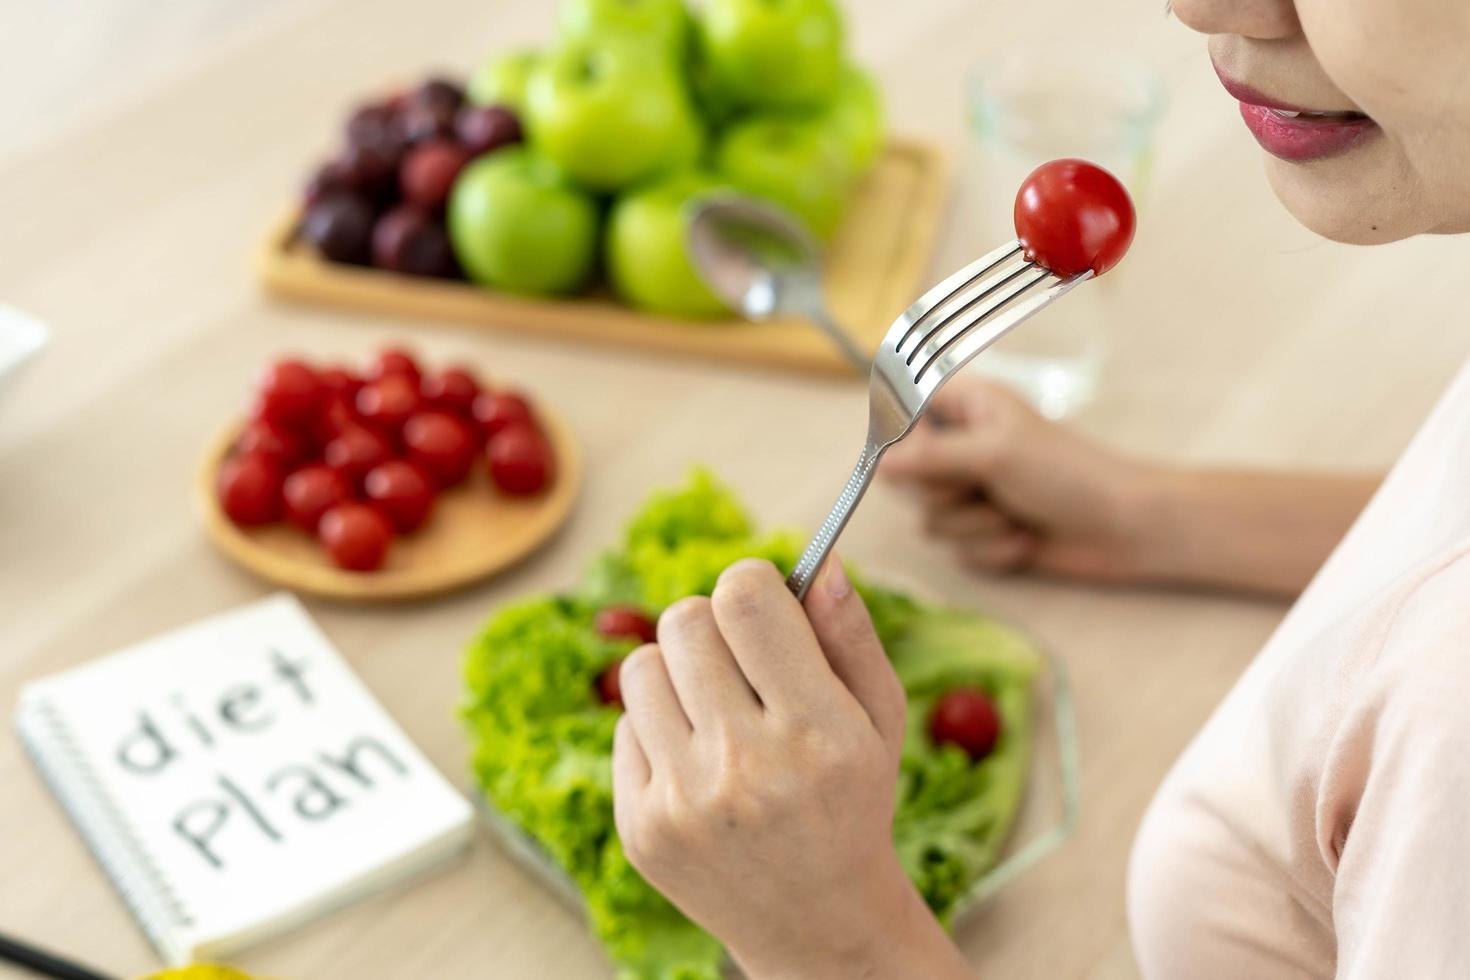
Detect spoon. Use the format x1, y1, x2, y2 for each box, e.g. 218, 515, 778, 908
686, 194, 872, 375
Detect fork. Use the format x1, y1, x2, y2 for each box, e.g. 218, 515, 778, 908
785, 239, 1092, 599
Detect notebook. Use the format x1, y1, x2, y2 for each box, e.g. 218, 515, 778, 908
15, 594, 474, 966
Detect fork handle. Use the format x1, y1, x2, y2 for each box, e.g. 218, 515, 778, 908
787, 444, 883, 600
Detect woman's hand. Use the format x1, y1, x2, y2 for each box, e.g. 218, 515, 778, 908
881, 378, 1162, 581
880, 378, 1380, 597
612, 558, 974, 980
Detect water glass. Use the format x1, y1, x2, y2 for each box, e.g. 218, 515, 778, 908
966, 47, 1164, 417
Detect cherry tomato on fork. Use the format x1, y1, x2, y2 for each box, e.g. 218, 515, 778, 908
1013, 159, 1135, 278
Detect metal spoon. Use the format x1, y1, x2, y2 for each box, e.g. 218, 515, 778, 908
686, 194, 872, 375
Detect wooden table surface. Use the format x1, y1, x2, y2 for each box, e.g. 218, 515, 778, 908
4, 2, 1469, 978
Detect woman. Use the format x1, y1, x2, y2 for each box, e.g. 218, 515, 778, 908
610, 0, 1470, 975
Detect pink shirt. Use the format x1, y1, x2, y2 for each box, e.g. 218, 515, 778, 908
1128, 360, 1470, 978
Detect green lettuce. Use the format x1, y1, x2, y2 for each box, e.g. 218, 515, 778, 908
463, 469, 1039, 977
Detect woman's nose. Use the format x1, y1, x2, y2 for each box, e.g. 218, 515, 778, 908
1170, 0, 1301, 39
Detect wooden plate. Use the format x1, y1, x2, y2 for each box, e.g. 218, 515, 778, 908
257, 137, 951, 377
196, 409, 581, 601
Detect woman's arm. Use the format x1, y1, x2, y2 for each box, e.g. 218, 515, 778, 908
1134, 468, 1380, 596
880, 379, 1380, 599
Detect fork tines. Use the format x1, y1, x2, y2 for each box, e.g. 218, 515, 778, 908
889, 241, 1071, 384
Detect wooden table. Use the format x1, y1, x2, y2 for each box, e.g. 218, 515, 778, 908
3, 2, 1468, 978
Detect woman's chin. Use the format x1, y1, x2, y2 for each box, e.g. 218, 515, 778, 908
1261, 148, 1420, 246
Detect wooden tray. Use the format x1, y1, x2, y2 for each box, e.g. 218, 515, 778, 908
195, 408, 581, 602
257, 138, 950, 376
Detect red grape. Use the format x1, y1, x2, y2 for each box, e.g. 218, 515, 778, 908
456, 105, 522, 157
929, 688, 1002, 761
414, 77, 465, 113
371, 206, 459, 278
594, 607, 658, 644
282, 464, 352, 533
400, 140, 471, 211
1013, 159, 1135, 278
486, 423, 554, 495
301, 194, 376, 265
304, 159, 354, 206
338, 143, 398, 197
363, 459, 436, 533
218, 452, 283, 526
346, 101, 407, 158
319, 502, 394, 571
403, 410, 477, 487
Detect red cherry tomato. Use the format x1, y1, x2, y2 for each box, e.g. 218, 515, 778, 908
363, 459, 437, 533
217, 452, 283, 526
1013, 159, 1135, 278
471, 391, 534, 440
929, 688, 1002, 761
355, 373, 421, 436
317, 366, 363, 401
236, 417, 310, 468
254, 358, 323, 430
402, 410, 477, 487
421, 367, 481, 418
366, 348, 422, 385
485, 423, 554, 495
319, 502, 394, 571
313, 394, 359, 444
596, 659, 625, 708
594, 606, 658, 644
323, 423, 393, 488
282, 463, 352, 533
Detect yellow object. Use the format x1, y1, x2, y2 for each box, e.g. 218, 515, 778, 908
140, 967, 256, 980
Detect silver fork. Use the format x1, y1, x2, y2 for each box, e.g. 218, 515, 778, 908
785, 240, 1092, 599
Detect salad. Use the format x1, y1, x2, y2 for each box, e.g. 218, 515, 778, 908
462, 470, 1040, 978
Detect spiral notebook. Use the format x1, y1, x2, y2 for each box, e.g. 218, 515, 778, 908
14, 594, 474, 966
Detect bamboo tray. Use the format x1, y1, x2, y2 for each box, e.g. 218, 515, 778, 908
257, 137, 950, 376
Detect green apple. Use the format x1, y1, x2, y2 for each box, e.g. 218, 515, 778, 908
697, 0, 844, 110
467, 50, 541, 113
558, 0, 689, 61
448, 148, 599, 294
714, 115, 853, 238
821, 65, 885, 174
526, 37, 702, 191
607, 172, 732, 318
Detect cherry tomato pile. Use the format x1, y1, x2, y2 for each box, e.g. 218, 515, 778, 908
1013, 159, 1135, 279
301, 76, 522, 278
590, 605, 660, 710
929, 687, 1002, 761
216, 347, 556, 572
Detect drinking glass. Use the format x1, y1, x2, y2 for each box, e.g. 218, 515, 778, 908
966, 47, 1164, 417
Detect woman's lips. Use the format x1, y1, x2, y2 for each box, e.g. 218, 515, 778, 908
1213, 66, 1380, 162
1236, 103, 1378, 161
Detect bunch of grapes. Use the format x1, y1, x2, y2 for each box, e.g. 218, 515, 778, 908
299, 78, 523, 279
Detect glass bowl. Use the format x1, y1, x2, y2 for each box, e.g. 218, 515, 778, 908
474, 637, 1079, 945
